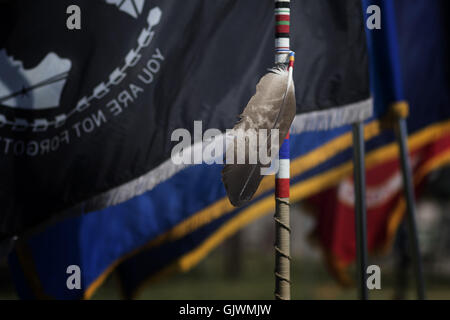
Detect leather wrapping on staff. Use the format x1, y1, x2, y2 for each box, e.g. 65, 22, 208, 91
274, 197, 291, 300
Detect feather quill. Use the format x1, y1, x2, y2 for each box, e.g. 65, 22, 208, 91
222, 64, 296, 207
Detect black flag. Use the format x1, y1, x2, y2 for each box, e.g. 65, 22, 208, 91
0, 0, 369, 239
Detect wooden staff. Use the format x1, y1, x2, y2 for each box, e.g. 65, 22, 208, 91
274, 0, 293, 300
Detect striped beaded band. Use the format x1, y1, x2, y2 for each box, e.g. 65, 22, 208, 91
275, 50, 295, 199
276, 132, 290, 198
275, 0, 290, 63
288, 51, 295, 69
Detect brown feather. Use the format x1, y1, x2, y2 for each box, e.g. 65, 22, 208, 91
222, 65, 296, 207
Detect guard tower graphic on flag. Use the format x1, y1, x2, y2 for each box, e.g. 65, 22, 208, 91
105, 0, 145, 19
0, 50, 72, 110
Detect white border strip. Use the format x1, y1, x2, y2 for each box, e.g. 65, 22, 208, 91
291, 97, 373, 133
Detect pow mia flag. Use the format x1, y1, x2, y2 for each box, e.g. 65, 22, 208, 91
0, 0, 370, 239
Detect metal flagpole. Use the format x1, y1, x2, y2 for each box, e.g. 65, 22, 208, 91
390, 103, 426, 300
352, 121, 369, 300
274, 0, 292, 300
363, 0, 425, 299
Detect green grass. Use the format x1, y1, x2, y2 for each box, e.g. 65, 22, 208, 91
2, 247, 450, 300
91, 249, 450, 300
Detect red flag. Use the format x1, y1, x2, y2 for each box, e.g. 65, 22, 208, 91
308, 132, 450, 285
